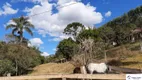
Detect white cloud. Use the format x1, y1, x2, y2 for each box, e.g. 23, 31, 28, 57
105, 11, 111, 17
28, 38, 43, 47
0, 2, 18, 16
11, 0, 42, 3
48, 37, 61, 41
48, 34, 71, 41
53, 48, 57, 51
41, 52, 50, 56
57, 0, 81, 5
23, 7, 31, 13
24, 0, 103, 41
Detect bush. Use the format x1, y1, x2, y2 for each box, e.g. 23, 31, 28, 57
0, 59, 15, 76
0, 42, 43, 76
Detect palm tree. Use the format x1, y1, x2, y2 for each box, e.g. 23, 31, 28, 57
6, 16, 34, 43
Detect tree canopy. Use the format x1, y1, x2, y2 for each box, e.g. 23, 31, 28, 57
6, 16, 34, 43
63, 22, 85, 39
55, 38, 78, 60
98, 6, 142, 45
0, 42, 43, 76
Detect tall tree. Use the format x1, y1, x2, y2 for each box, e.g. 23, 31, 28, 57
98, 26, 115, 43
6, 16, 34, 43
76, 28, 101, 42
55, 38, 78, 60
63, 22, 85, 40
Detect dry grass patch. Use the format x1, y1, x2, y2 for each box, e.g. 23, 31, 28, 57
30, 62, 75, 75
121, 53, 142, 69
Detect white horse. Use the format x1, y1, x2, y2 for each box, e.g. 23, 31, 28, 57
87, 63, 108, 74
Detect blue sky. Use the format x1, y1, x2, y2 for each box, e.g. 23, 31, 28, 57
0, 0, 142, 56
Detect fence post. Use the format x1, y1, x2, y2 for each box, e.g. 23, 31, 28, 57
7, 73, 11, 77
6, 73, 11, 80
62, 77, 66, 80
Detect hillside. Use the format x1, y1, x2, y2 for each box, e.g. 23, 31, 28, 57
122, 54, 142, 69
30, 62, 75, 75
28, 41, 142, 75
29, 56, 142, 75
98, 5, 142, 46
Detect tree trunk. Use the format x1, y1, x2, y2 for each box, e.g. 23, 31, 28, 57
20, 32, 23, 43
15, 60, 18, 76
104, 51, 107, 62
140, 41, 142, 52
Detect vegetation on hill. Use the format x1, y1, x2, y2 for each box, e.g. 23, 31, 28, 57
51, 5, 142, 66
0, 16, 45, 76
0, 42, 44, 76
98, 6, 142, 45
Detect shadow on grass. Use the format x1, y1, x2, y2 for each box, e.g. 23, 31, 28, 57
122, 61, 142, 66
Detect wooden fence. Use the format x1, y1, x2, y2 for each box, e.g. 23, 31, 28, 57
0, 74, 126, 80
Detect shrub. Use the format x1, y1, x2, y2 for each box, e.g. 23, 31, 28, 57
0, 59, 15, 76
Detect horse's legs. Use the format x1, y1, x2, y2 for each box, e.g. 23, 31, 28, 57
90, 71, 93, 80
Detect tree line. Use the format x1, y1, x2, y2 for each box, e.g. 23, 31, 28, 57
98, 6, 142, 45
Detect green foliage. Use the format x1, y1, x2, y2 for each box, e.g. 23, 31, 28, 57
0, 42, 43, 76
77, 28, 102, 42
63, 22, 85, 39
6, 16, 34, 43
55, 38, 78, 60
98, 26, 115, 43
0, 59, 15, 76
98, 6, 142, 45
45, 55, 57, 63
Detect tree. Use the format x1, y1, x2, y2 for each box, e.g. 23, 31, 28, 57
5, 34, 29, 46
5, 44, 41, 75
77, 28, 101, 43
63, 22, 85, 39
0, 42, 42, 76
6, 16, 34, 43
72, 38, 106, 73
98, 26, 115, 44
55, 38, 78, 60
0, 59, 15, 76
99, 7, 140, 45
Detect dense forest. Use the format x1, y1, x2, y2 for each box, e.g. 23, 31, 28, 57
98, 5, 142, 45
